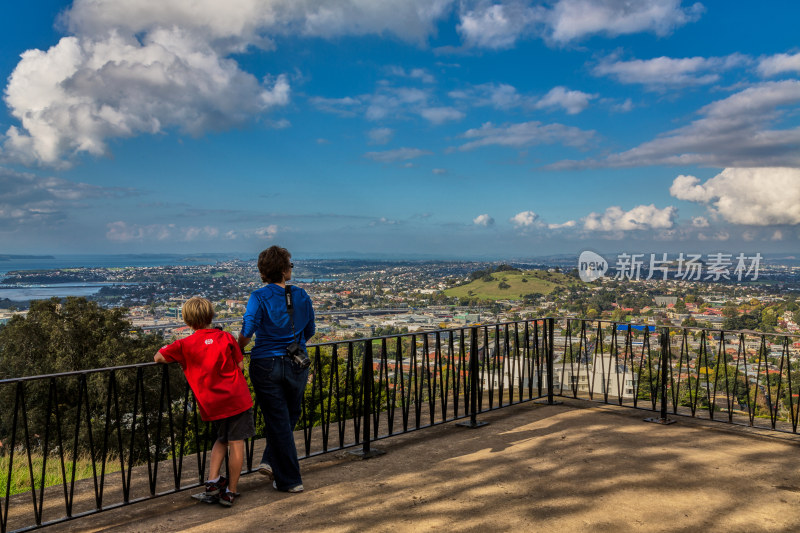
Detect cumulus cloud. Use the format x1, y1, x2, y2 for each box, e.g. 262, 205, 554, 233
432, 168, 448, 175
3, 30, 290, 166
691, 216, 709, 228
758, 52, 800, 77
363, 147, 433, 163
670, 168, 800, 225
3, 0, 457, 165
593, 54, 748, 88
535, 86, 596, 114
0, 167, 128, 228
560, 80, 800, 169
473, 213, 495, 226
458, 120, 595, 151
583, 204, 677, 231
510, 210, 538, 227
368, 127, 394, 145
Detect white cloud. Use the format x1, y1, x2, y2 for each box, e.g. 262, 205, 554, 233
548, 220, 576, 229
3, 30, 290, 166
583, 204, 677, 231
363, 147, 433, 163
564, 80, 800, 169
386, 66, 436, 83
691, 216, 709, 228
457, 2, 539, 49
542, 0, 703, 44
106, 221, 173, 242
670, 168, 800, 226
365, 87, 429, 121
456, 0, 702, 48
432, 168, 448, 175
458, 120, 594, 151
473, 213, 494, 226
535, 86, 596, 114
255, 225, 279, 239
611, 98, 634, 113
449, 83, 524, 110
670, 175, 714, 202
420, 106, 465, 124
66, 0, 454, 47
593, 54, 747, 88
0, 167, 128, 227
309, 96, 362, 116
758, 52, 800, 77
510, 210, 538, 227
367, 127, 394, 145
772, 230, 784, 241
4, 0, 457, 165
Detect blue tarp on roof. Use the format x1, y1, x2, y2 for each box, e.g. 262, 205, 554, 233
616, 324, 655, 332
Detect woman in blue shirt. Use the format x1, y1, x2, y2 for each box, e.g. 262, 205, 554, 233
239, 245, 315, 493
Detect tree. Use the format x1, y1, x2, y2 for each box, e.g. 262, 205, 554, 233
0, 297, 164, 378
0, 297, 169, 458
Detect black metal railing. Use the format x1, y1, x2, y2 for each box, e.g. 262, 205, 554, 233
2, 317, 799, 532
0, 320, 549, 532
549, 318, 800, 432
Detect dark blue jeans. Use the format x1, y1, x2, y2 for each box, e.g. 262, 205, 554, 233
250, 356, 309, 489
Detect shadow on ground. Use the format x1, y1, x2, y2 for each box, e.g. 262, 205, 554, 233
48, 399, 800, 533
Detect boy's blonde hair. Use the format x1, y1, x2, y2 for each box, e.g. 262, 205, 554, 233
182, 297, 215, 330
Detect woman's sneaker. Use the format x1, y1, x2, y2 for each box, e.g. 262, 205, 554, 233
258, 462, 274, 481
218, 490, 238, 507
204, 476, 228, 497
273, 480, 303, 493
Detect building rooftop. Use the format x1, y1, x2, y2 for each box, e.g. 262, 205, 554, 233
49, 399, 800, 533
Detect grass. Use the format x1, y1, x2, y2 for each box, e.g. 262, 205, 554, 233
0, 452, 122, 497
444, 269, 577, 301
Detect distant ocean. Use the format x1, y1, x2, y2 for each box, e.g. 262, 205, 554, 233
0, 254, 244, 276
0, 254, 245, 301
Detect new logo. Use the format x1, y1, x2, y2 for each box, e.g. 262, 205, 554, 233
578, 251, 608, 282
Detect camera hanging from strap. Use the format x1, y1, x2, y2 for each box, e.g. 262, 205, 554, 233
284, 285, 300, 342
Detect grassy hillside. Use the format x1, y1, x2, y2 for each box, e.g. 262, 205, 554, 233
444, 269, 576, 301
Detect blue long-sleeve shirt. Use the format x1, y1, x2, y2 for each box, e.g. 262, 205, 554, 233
241, 284, 316, 359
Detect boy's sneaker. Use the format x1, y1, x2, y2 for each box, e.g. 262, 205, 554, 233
218, 490, 238, 507
204, 476, 228, 497
273, 480, 303, 493
258, 462, 274, 481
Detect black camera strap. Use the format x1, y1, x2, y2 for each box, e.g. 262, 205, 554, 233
284, 285, 300, 342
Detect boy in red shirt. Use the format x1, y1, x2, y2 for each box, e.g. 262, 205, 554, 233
154, 297, 254, 507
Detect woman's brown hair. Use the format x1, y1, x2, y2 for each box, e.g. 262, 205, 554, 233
257, 245, 292, 283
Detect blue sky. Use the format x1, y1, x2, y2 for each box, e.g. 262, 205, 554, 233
1, 0, 799, 259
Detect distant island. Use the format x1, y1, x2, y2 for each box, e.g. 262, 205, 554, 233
0, 255, 55, 261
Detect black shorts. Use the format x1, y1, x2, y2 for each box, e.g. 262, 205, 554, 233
211, 408, 255, 443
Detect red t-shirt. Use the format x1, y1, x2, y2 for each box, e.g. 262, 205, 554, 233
159, 329, 252, 421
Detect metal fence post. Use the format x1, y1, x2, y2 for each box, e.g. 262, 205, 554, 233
457, 326, 488, 428
645, 328, 676, 425
349, 339, 385, 458
536, 318, 562, 406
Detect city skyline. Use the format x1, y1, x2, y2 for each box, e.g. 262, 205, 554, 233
1, 1, 799, 258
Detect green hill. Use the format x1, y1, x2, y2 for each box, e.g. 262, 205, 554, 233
444, 269, 576, 301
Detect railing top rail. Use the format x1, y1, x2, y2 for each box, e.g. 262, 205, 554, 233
3, 317, 798, 384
